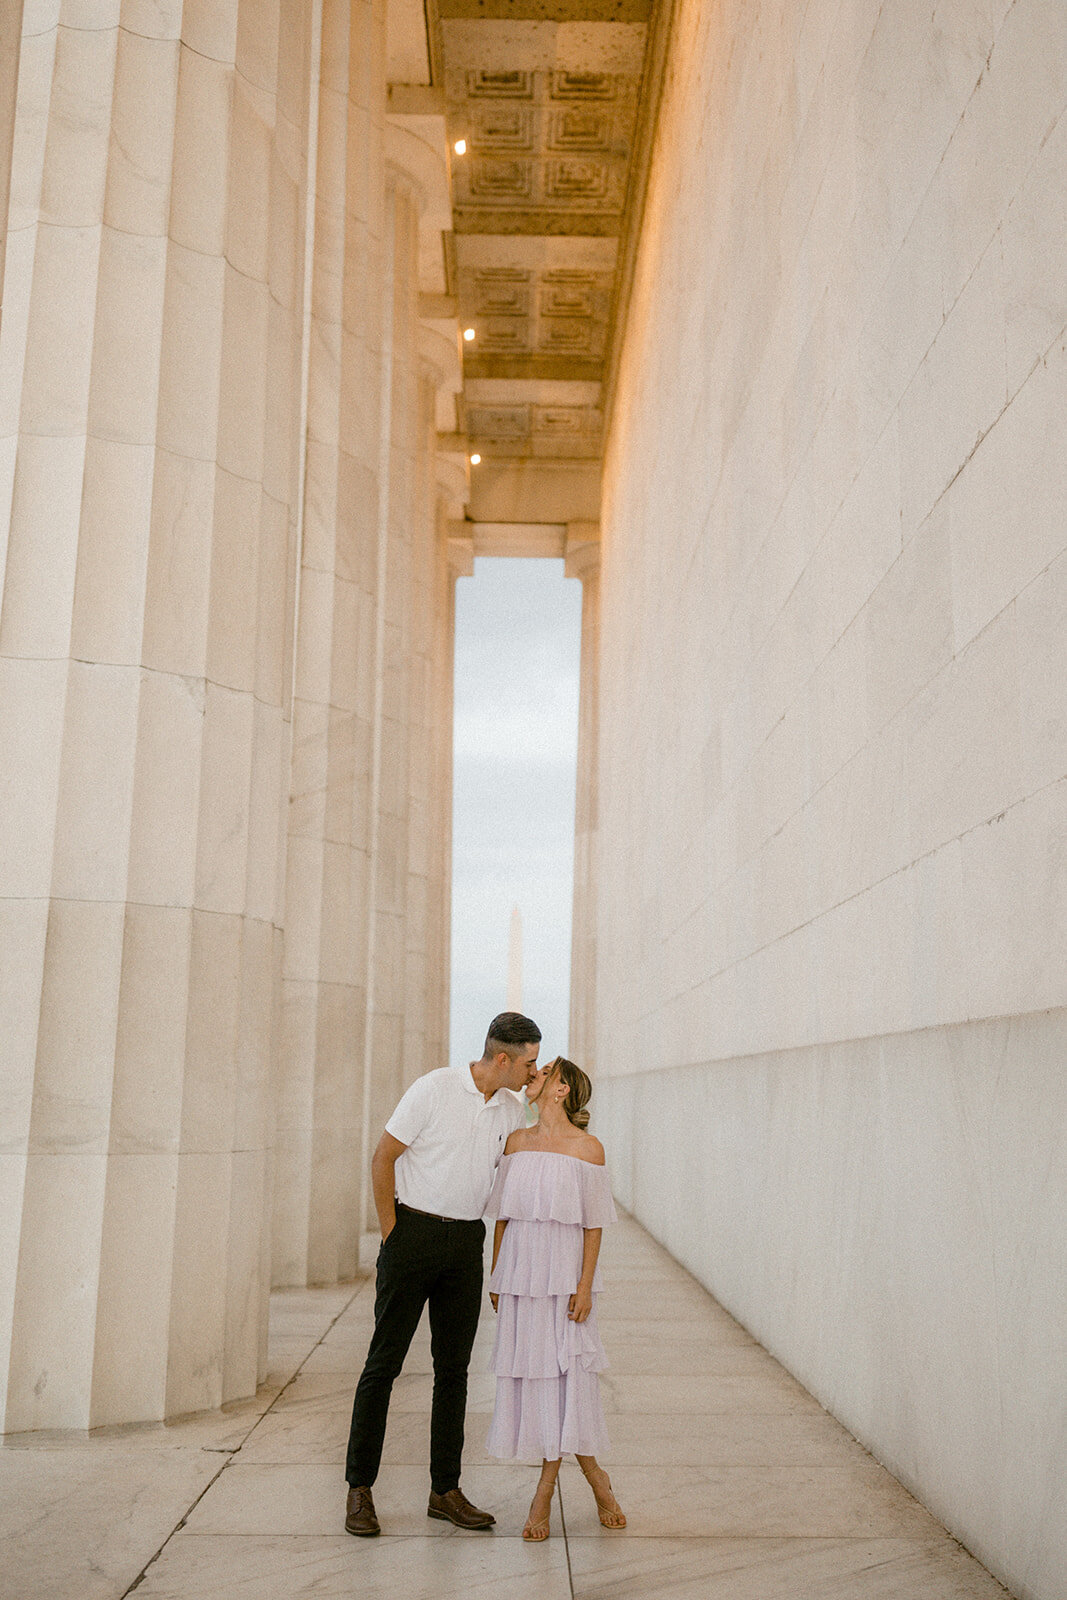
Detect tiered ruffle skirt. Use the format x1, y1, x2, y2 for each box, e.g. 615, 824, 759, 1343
484, 1156, 615, 1461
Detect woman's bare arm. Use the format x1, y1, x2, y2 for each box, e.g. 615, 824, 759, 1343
489, 1217, 509, 1310
569, 1227, 602, 1322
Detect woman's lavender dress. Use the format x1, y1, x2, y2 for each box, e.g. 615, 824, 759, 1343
485, 1150, 617, 1461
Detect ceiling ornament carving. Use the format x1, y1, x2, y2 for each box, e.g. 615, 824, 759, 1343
464, 399, 602, 460
448, 65, 637, 231
467, 69, 536, 98
429, 2, 676, 487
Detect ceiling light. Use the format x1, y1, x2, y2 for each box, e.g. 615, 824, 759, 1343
469, 453, 481, 466
453, 138, 467, 155
463, 327, 476, 342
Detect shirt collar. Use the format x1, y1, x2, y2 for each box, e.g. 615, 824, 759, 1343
461, 1064, 491, 1101
461, 1063, 511, 1108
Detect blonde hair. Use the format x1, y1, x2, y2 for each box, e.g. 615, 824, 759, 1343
547, 1056, 592, 1130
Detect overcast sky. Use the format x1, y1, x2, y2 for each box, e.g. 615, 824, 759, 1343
449, 557, 583, 1069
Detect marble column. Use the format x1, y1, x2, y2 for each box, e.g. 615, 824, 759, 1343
359, 173, 420, 1198
0, 0, 23, 340
274, 0, 386, 1291
401, 329, 466, 1084
0, 0, 465, 1415
566, 526, 601, 1074
0, 0, 304, 1429
423, 494, 471, 1069
357, 119, 462, 1223
400, 366, 439, 1087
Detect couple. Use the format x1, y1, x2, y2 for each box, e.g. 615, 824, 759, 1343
344, 1011, 626, 1541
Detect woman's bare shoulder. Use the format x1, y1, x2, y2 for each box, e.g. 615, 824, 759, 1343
503, 1127, 532, 1154
574, 1132, 606, 1166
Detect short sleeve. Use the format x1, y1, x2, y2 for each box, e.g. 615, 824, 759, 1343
386, 1072, 437, 1147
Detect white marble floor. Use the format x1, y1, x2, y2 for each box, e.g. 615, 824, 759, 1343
0, 1216, 1012, 1600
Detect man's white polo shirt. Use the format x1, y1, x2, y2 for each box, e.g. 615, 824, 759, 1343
386, 1064, 527, 1220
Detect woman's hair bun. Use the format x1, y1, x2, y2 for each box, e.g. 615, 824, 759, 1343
552, 1057, 592, 1130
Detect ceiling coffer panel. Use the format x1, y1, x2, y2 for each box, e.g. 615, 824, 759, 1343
437, 7, 660, 463
448, 68, 639, 231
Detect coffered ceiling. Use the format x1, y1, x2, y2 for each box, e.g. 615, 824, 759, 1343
423, 0, 674, 501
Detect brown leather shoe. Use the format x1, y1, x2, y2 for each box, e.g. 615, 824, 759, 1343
345, 1485, 380, 1536
427, 1486, 495, 1529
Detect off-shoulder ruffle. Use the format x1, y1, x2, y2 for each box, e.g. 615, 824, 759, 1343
489, 1218, 603, 1296
484, 1150, 618, 1228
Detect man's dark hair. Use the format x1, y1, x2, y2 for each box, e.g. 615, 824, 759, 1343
484, 1012, 542, 1059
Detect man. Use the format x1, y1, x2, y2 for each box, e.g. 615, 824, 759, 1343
345, 1012, 545, 1536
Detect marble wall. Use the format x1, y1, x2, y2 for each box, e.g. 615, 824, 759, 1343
0, 1, 461, 1429
595, 1, 1067, 1595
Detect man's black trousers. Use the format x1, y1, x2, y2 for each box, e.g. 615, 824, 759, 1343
345, 1204, 485, 1494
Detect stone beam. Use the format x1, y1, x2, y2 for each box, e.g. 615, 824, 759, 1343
464, 355, 605, 382
387, 84, 446, 115
466, 459, 600, 523
438, 1, 651, 17
419, 293, 457, 319
469, 521, 568, 558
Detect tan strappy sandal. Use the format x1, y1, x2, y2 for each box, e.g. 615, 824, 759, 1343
582, 1464, 627, 1528
522, 1484, 554, 1540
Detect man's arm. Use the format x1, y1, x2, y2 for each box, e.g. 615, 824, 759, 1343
371, 1131, 407, 1239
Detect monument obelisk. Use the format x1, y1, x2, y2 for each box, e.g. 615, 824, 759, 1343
506, 906, 523, 1011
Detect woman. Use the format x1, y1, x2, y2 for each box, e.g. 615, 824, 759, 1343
485, 1056, 626, 1540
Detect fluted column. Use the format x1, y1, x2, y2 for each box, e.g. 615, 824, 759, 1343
566, 526, 601, 1073
401, 366, 439, 1086
400, 317, 466, 1084
356, 123, 464, 1225
429, 513, 474, 1064
360, 173, 421, 1183
274, 0, 386, 1290
0, 1, 23, 341
0, 0, 305, 1429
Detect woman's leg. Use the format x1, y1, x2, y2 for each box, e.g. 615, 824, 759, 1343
575, 1453, 626, 1528
523, 1458, 562, 1540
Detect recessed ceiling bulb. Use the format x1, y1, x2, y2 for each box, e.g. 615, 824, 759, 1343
469, 453, 481, 466
453, 138, 467, 155
463, 327, 476, 342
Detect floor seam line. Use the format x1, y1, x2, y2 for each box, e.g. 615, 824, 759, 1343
118, 1284, 366, 1594
236, 1284, 366, 1452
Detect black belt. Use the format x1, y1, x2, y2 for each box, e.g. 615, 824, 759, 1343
396, 1201, 479, 1224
